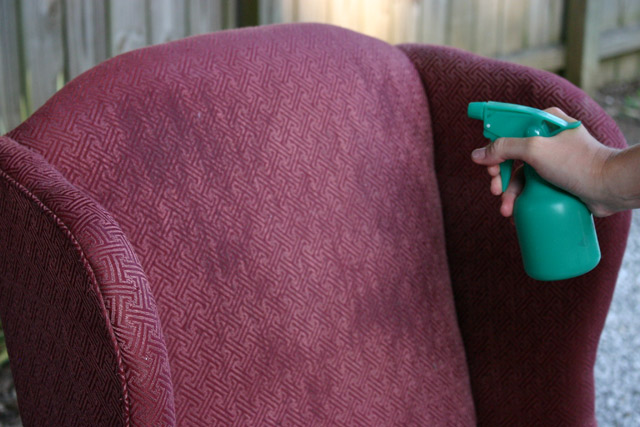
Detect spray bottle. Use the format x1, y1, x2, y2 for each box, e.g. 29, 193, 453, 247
468, 101, 600, 281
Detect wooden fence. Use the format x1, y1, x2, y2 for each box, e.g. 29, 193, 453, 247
260, 0, 640, 90
1, 0, 640, 133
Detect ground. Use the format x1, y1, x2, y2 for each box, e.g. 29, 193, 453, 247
0, 364, 18, 426
594, 81, 640, 427
595, 81, 640, 147
0, 82, 638, 426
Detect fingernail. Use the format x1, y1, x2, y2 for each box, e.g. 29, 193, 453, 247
472, 148, 485, 160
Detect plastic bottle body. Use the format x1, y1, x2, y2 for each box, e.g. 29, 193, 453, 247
467, 101, 601, 280
513, 164, 601, 280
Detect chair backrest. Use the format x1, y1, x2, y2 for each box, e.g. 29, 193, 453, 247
6, 24, 476, 425
400, 43, 631, 425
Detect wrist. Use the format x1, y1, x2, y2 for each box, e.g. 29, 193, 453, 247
600, 147, 619, 198
601, 146, 640, 212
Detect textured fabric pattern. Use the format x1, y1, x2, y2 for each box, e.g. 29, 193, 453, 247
8, 25, 475, 425
399, 44, 632, 426
0, 136, 175, 426
0, 137, 123, 425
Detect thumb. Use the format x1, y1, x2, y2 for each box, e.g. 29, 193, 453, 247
543, 107, 578, 123
471, 137, 534, 165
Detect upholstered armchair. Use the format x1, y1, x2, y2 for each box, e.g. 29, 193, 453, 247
0, 23, 630, 426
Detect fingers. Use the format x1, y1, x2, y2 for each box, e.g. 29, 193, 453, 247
487, 165, 502, 195
543, 107, 577, 123
500, 166, 524, 217
471, 106, 578, 167
470, 105, 580, 218
490, 172, 502, 196
483, 163, 524, 217
471, 136, 536, 166
487, 165, 500, 176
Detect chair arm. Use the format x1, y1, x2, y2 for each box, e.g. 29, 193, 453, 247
0, 136, 175, 426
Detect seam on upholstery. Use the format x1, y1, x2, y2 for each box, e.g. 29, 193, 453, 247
393, 43, 451, 252
394, 44, 436, 107
0, 167, 132, 426
393, 45, 479, 421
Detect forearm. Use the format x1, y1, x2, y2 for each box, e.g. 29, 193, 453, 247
604, 144, 640, 211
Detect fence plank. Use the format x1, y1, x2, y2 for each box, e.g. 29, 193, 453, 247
618, 0, 640, 81
601, 0, 620, 31
110, 0, 147, 55
329, 0, 361, 32
616, 52, 640, 81
4, 0, 640, 132
474, 0, 500, 56
260, 0, 295, 24
21, 0, 65, 115
597, 60, 617, 87
527, 0, 546, 47
149, 0, 186, 44
448, 0, 475, 50
499, 44, 565, 71
65, 0, 108, 80
565, 0, 602, 94
0, 0, 23, 133
236, 0, 258, 27
622, 0, 640, 26
390, 0, 420, 44
228, 0, 238, 28
360, 0, 392, 41
420, 0, 448, 44
189, 0, 224, 34
298, 0, 328, 23
601, 24, 640, 58
547, 0, 563, 44
280, 0, 297, 22
595, 0, 619, 85
259, 0, 273, 24
499, 0, 527, 55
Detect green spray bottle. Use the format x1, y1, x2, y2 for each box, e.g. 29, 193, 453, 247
467, 101, 600, 281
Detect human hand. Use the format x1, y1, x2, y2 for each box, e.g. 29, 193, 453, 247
470, 107, 620, 217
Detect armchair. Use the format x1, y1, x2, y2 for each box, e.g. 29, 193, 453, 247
0, 23, 630, 426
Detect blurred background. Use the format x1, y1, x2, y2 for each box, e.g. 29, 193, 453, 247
0, 0, 639, 425
2, 0, 640, 132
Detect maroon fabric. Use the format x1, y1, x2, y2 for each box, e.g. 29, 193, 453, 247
6, 24, 476, 425
0, 137, 171, 425
399, 44, 632, 426
0, 137, 124, 425
0, 136, 175, 425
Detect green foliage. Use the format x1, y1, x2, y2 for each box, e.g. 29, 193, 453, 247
623, 88, 640, 119
0, 323, 8, 366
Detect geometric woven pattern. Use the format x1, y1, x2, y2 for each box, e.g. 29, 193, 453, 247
0, 135, 174, 425
0, 137, 126, 425
6, 24, 477, 425
1, 23, 630, 426
399, 44, 632, 426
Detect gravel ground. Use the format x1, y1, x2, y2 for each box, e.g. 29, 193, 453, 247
0, 364, 19, 427
595, 81, 640, 427
596, 210, 640, 426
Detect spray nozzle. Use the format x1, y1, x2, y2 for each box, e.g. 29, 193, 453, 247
467, 102, 485, 120
468, 101, 581, 191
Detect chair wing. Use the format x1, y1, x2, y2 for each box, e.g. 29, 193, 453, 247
399, 43, 632, 426
0, 136, 175, 426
